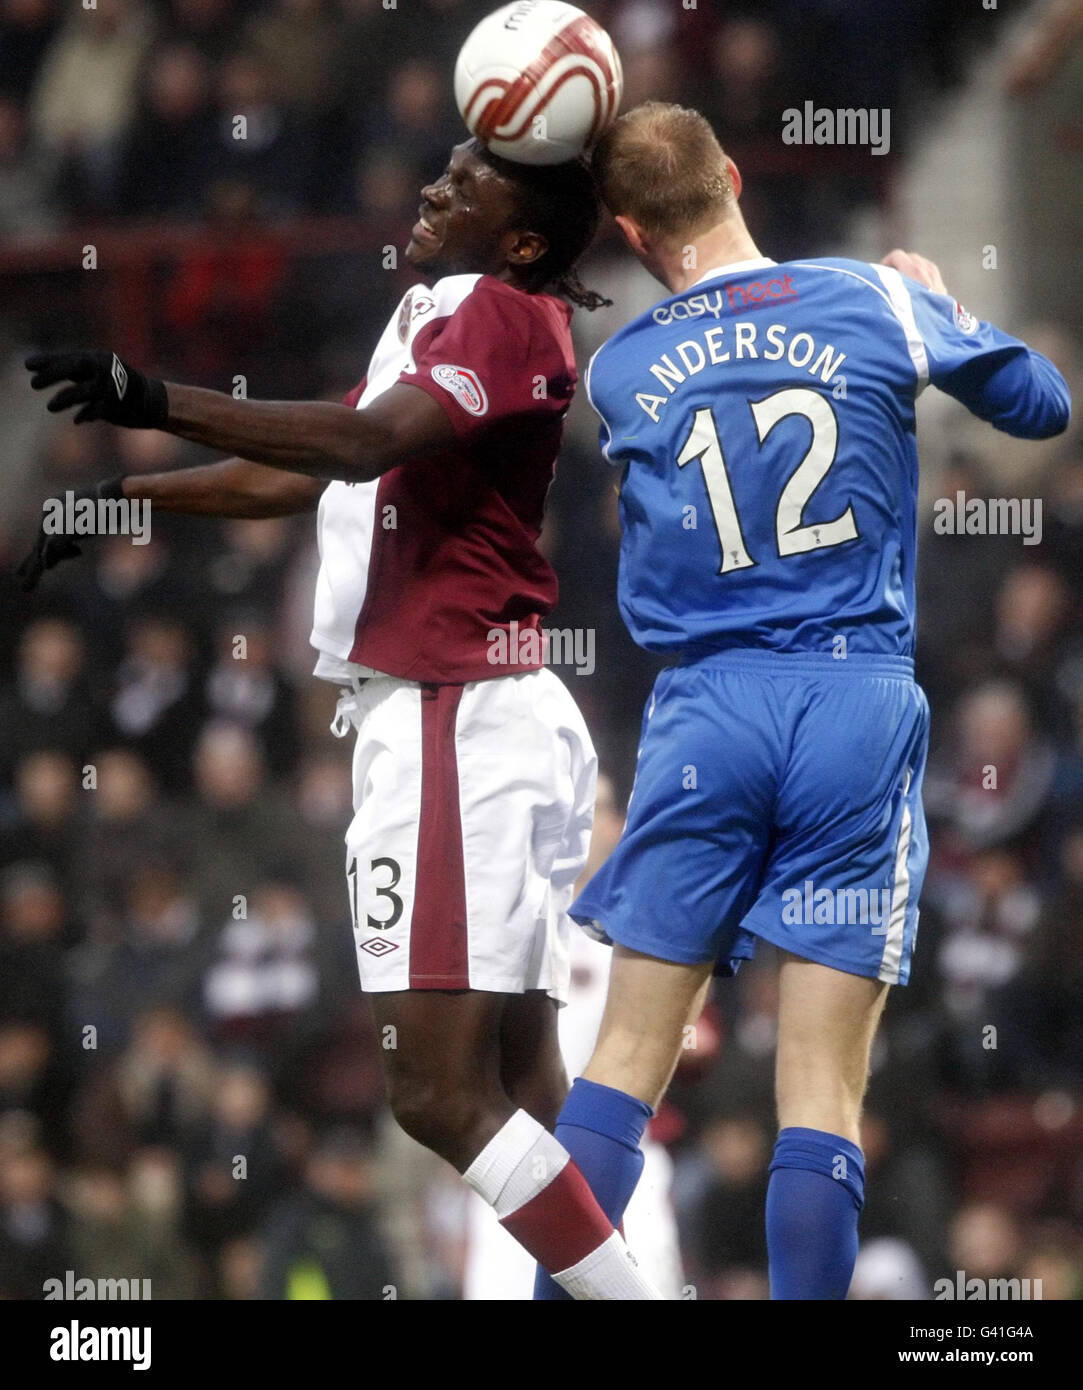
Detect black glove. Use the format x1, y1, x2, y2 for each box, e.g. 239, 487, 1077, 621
25, 351, 168, 428
15, 476, 126, 593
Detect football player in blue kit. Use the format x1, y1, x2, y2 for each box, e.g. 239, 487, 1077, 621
534, 102, 1071, 1300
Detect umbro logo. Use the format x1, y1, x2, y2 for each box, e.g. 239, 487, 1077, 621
110, 353, 128, 399
359, 938, 399, 957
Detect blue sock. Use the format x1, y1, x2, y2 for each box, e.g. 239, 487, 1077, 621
766, 1126, 865, 1300
533, 1078, 653, 1300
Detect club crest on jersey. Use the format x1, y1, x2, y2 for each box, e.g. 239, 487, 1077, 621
953, 301, 978, 335
430, 363, 489, 416
397, 289, 435, 342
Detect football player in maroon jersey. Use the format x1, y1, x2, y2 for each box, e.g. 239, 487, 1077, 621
20, 140, 661, 1299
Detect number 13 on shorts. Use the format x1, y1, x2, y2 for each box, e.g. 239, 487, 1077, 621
347, 855, 406, 933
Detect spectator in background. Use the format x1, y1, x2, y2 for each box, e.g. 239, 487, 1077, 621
925, 680, 1058, 856
204, 517, 296, 615
204, 615, 298, 777
183, 1060, 289, 1260
117, 42, 215, 220
72, 747, 187, 937
202, 881, 320, 1045
205, 50, 314, 216
291, 753, 355, 928
696, 17, 784, 143
362, 57, 452, 194
604, 0, 680, 111
186, 721, 299, 923
1, 750, 81, 895
0, 0, 58, 103
990, 825, 1083, 1090
160, 0, 243, 62
0, 1143, 67, 1298
78, 534, 191, 667
75, 862, 204, 1037
917, 451, 1016, 708
676, 1114, 770, 1299
245, 0, 343, 114
0, 619, 104, 784
0, 94, 57, 236
0, 1020, 69, 1156
0, 864, 68, 1032
29, 0, 154, 216
932, 846, 1042, 1095
351, 145, 417, 219
948, 1202, 1028, 1289
72, 1007, 216, 1161
160, 181, 291, 384
110, 616, 206, 793
258, 1127, 395, 1299
994, 564, 1076, 717
858, 1109, 950, 1281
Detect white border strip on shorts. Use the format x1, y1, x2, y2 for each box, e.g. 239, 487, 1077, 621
879, 770, 913, 984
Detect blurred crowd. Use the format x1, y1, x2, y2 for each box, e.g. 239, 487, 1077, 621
1, 0, 1082, 1301
0, 0, 991, 236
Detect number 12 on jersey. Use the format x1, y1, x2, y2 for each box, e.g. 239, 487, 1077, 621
676, 386, 859, 574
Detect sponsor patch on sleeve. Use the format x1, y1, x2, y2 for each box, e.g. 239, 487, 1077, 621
430, 363, 489, 417
953, 301, 978, 335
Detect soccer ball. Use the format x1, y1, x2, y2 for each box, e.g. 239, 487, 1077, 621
454, 1, 623, 166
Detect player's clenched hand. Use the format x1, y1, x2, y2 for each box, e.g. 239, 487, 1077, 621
15, 477, 125, 592
25, 351, 168, 428
880, 249, 948, 297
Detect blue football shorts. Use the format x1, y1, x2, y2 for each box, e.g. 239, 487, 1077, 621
572, 649, 929, 985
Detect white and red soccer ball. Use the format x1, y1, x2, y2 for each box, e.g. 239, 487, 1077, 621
454, 1, 623, 166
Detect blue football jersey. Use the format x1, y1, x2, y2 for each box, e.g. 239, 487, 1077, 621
587, 256, 1071, 657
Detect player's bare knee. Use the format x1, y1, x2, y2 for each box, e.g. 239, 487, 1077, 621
386, 1076, 501, 1166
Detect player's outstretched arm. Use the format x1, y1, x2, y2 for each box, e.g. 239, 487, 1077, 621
124, 456, 325, 518
877, 254, 1071, 441
14, 458, 323, 592
24, 351, 456, 482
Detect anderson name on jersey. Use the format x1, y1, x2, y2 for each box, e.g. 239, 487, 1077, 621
587, 256, 1070, 660
312, 273, 577, 685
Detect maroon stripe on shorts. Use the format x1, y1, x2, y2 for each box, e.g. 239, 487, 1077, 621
409, 683, 469, 988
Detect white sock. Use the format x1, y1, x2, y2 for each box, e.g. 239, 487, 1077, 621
553, 1230, 664, 1301
462, 1108, 569, 1216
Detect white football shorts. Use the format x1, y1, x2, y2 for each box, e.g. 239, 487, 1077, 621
329, 667, 597, 1002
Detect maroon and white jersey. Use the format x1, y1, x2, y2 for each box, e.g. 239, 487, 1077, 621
311, 273, 577, 685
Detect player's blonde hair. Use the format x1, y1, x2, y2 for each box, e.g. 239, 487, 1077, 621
591, 101, 736, 243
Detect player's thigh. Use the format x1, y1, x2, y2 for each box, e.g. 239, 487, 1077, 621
369, 988, 512, 1165
775, 950, 890, 1142
584, 946, 714, 1110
